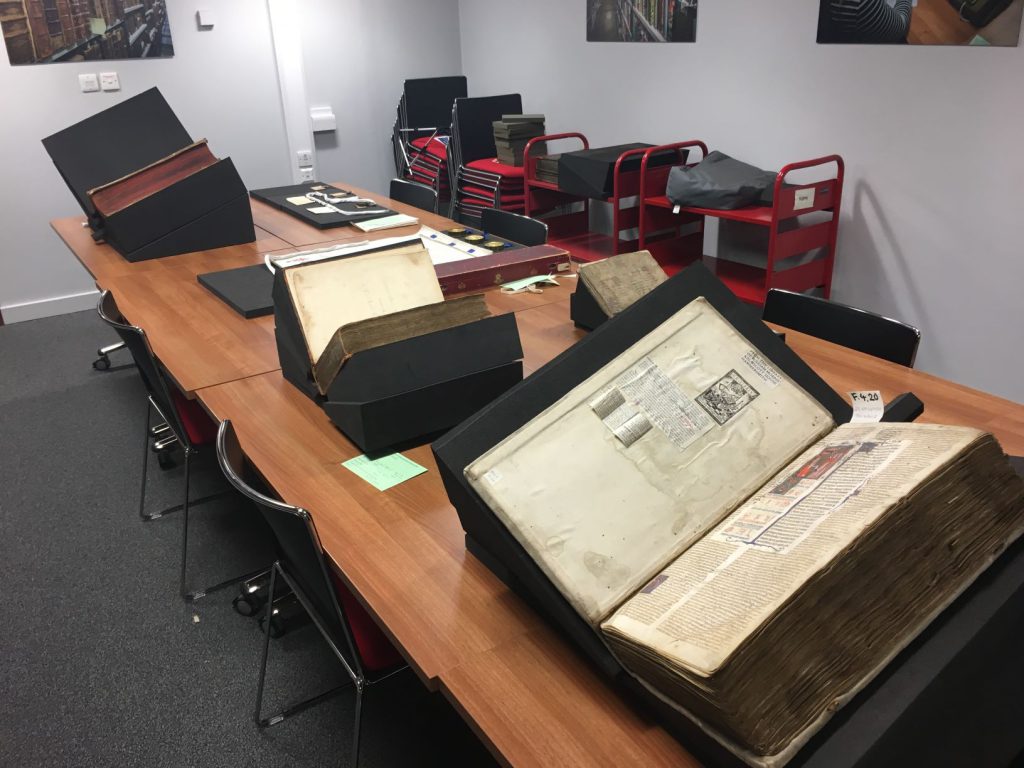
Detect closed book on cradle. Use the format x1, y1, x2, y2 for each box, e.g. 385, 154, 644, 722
273, 237, 525, 453
463, 294, 1024, 765
42, 88, 254, 261
312, 294, 491, 396
578, 250, 668, 317
280, 239, 444, 367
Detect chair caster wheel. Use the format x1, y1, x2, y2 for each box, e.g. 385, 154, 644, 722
232, 594, 262, 617
93, 356, 111, 371
258, 614, 287, 639
157, 451, 176, 470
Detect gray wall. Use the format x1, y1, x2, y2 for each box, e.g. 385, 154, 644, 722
298, 0, 463, 196
459, 0, 1024, 402
0, 1, 290, 319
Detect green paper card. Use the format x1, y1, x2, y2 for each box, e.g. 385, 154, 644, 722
342, 452, 428, 491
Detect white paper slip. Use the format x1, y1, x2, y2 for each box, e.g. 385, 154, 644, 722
309, 206, 336, 214
849, 390, 884, 423
286, 195, 313, 206
354, 213, 419, 232
794, 187, 816, 210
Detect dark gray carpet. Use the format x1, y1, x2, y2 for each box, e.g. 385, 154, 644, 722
0, 310, 496, 768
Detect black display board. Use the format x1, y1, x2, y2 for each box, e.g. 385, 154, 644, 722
198, 264, 275, 319
250, 182, 397, 230
42, 87, 192, 224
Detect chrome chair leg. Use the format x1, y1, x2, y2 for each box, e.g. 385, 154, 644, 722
139, 400, 154, 520
253, 563, 351, 727
351, 681, 364, 768
139, 407, 227, 522
179, 449, 264, 603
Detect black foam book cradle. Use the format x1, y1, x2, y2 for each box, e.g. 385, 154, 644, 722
432, 262, 1021, 768
42, 88, 255, 262
271, 244, 525, 455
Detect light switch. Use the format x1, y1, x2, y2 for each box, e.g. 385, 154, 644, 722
196, 9, 215, 28
79, 73, 99, 93
99, 72, 120, 91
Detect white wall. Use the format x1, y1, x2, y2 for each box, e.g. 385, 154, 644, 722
297, 0, 463, 196
459, 0, 1024, 403
0, 0, 290, 320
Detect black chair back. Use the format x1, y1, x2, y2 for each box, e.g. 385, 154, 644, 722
96, 290, 193, 447
451, 94, 523, 164
389, 178, 437, 214
403, 76, 466, 132
215, 420, 359, 668
481, 208, 548, 246
763, 289, 921, 367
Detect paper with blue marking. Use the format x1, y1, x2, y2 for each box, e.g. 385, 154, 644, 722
342, 452, 427, 491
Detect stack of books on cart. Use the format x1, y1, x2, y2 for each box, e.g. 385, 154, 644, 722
492, 114, 546, 167
535, 153, 560, 186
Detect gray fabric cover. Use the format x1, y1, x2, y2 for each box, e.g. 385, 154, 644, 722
665, 151, 777, 210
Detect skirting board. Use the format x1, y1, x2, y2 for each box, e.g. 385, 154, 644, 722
1, 289, 100, 323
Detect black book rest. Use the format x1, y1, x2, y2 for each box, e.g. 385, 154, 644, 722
431, 263, 1017, 767
569, 276, 608, 330
272, 265, 524, 456
42, 88, 254, 262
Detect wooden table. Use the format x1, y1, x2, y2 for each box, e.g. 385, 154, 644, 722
57, 185, 575, 395
54, 182, 1024, 768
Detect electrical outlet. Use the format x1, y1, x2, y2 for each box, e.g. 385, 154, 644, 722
99, 71, 120, 91
79, 73, 99, 93
296, 149, 312, 166
298, 166, 315, 183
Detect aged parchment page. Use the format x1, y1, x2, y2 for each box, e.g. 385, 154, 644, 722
602, 423, 981, 674
284, 242, 443, 363
466, 298, 833, 624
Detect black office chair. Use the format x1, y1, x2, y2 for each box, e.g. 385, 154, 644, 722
762, 289, 921, 367
215, 420, 408, 767
481, 207, 549, 247
96, 290, 263, 601
388, 178, 437, 214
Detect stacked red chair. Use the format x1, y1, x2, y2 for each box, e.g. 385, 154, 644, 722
447, 93, 527, 224
390, 76, 466, 208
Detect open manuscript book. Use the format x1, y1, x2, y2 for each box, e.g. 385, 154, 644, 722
465, 297, 1024, 766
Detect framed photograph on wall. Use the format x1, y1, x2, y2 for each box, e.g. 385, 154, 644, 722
817, 0, 1023, 46
2, 0, 174, 65
587, 0, 698, 43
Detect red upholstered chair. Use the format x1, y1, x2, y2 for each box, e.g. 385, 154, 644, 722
391, 76, 467, 207
448, 93, 528, 224
215, 420, 407, 767
96, 290, 262, 601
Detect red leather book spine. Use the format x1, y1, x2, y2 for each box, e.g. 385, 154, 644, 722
434, 245, 572, 294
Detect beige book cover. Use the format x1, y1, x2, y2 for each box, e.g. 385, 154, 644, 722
465, 297, 834, 624
578, 250, 667, 317
283, 242, 443, 365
